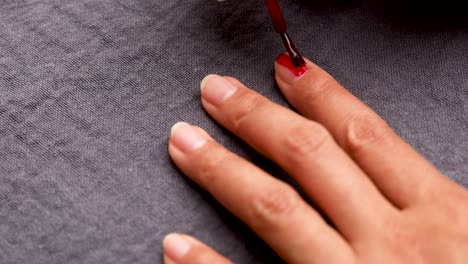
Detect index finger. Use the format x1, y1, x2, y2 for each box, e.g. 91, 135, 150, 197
274, 53, 454, 208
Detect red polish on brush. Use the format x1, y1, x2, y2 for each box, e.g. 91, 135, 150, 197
265, 0, 306, 69
276, 53, 308, 76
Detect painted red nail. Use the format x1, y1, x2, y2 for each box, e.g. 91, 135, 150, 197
275, 53, 308, 77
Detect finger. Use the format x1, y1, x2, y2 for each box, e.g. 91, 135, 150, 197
168, 122, 354, 264
199, 75, 395, 239
274, 53, 451, 208
163, 233, 233, 264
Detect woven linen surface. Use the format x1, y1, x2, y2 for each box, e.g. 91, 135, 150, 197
0, 0, 467, 263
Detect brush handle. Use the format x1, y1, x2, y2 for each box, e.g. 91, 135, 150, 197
265, 0, 287, 33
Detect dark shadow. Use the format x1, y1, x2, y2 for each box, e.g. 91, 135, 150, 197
294, 0, 362, 10
299, 0, 468, 31
187, 0, 468, 71
364, 0, 468, 30
180, 0, 277, 66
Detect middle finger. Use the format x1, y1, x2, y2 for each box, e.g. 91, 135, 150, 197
200, 74, 396, 239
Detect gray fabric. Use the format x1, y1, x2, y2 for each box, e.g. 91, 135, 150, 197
0, 0, 467, 263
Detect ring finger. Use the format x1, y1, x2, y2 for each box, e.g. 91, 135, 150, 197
168, 122, 353, 264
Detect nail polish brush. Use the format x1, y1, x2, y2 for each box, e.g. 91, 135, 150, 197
264, 0, 306, 68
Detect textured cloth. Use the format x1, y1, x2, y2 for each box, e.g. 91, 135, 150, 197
0, 1, 467, 263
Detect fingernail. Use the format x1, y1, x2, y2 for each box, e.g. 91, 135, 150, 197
163, 233, 191, 262
171, 122, 207, 153
200, 74, 237, 106
275, 53, 308, 79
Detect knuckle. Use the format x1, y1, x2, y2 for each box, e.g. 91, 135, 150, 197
313, 73, 337, 95
250, 184, 300, 229
365, 216, 443, 263
385, 229, 428, 262
344, 112, 393, 155
300, 71, 336, 101
196, 151, 226, 188
284, 122, 330, 159
229, 92, 268, 133
436, 190, 468, 227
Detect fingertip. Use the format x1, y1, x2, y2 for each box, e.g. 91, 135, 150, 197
275, 53, 309, 80
171, 122, 190, 136
200, 74, 219, 93
169, 234, 234, 264
192, 126, 214, 140
200, 74, 237, 106
163, 233, 191, 262
223, 76, 244, 88
169, 122, 207, 153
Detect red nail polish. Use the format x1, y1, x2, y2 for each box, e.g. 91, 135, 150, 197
276, 53, 308, 77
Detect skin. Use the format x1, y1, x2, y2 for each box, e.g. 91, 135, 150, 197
163, 54, 468, 264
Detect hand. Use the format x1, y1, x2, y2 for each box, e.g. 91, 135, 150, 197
163, 54, 468, 264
